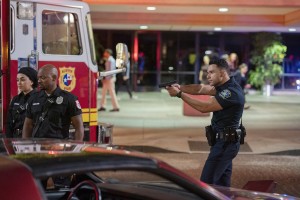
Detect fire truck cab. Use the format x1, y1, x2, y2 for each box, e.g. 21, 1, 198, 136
0, 0, 126, 142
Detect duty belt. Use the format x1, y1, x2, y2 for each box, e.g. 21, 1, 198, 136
216, 132, 225, 139
216, 129, 241, 142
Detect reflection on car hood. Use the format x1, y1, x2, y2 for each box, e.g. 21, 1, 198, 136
2, 139, 106, 154
213, 185, 300, 200
0, 138, 145, 156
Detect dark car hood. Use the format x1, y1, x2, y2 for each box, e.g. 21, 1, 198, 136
213, 185, 300, 200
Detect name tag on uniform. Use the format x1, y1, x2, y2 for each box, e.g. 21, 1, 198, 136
32, 103, 40, 106
14, 103, 20, 105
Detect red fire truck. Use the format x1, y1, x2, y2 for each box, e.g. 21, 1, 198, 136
1, 0, 126, 142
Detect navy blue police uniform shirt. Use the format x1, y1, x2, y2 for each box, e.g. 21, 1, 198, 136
26, 87, 82, 139
212, 77, 245, 133
6, 90, 37, 138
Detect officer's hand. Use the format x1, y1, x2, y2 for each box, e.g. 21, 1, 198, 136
166, 86, 180, 97
172, 83, 180, 89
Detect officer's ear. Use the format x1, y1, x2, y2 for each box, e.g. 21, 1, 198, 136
51, 75, 56, 81
220, 69, 226, 77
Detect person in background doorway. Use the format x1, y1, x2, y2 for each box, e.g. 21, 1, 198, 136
228, 52, 239, 73
199, 55, 210, 85
99, 49, 120, 112
234, 63, 251, 109
6, 67, 38, 138
116, 52, 133, 99
137, 52, 145, 85
22, 64, 84, 140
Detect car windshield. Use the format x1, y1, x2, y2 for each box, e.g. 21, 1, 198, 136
96, 170, 175, 187
42, 170, 201, 200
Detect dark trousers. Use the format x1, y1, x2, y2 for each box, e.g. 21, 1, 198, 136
200, 140, 240, 187
116, 77, 132, 98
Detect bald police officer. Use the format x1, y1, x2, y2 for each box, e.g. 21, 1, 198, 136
166, 58, 244, 187
22, 64, 84, 141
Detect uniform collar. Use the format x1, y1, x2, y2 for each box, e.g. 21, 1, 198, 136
39, 86, 62, 98
19, 89, 37, 97
216, 77, 234, 91
51, 87, 62, 97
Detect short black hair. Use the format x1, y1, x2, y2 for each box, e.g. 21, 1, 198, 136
18, 67, 38, 88
209, 58, 230, 73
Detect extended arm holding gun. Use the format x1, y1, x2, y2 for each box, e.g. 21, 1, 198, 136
158, 80, 177, 88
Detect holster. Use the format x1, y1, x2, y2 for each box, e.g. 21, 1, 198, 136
223, 126, 246, 144
205, 125, 216, 146
223, 127, 239, 143
239, 124, 246, 144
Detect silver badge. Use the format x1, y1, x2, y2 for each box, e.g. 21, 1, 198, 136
56, 96, 63, 104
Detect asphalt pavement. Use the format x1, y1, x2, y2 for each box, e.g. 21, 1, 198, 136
97, 89, 300, 197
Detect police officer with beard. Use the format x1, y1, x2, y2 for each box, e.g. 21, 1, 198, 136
6, 67, 38, 138
165, 58, 244, 187
22, 64, 84, 141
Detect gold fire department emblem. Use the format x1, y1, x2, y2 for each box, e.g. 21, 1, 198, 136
59, 67, 76, 92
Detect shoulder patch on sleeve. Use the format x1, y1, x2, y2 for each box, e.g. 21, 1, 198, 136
76, 100, 82, 109
219, 89, 231, 99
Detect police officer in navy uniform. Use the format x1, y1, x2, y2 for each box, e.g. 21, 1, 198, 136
166, 58, 244, 187
22, 64, 84, 141
6, 67, 38, 138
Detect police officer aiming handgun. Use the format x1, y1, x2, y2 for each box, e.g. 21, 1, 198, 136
165, 58, 245, 187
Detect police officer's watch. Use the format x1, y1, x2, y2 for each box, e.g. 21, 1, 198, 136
176, 91, 182, 98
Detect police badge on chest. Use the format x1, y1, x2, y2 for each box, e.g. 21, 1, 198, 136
56, 96, 63, 104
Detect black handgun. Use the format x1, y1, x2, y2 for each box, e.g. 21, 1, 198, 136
158, 80, 177, 88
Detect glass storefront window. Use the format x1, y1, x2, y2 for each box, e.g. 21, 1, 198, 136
199, 32, 221, 58
92, 29, 300, 90
161, 32, 177, 72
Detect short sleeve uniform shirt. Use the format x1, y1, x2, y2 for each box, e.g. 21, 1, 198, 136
6, 90, 37, 138
26, 87, 82, 139
212, 77, 244, 132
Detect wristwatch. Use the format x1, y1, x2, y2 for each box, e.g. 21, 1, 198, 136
176, 91, 182, 98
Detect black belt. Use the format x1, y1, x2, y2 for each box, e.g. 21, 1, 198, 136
216, 129, 241, 141
216, 132, 226, 139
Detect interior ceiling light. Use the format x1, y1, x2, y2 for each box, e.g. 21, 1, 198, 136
140, 25, 148, 29
205, 50, 212, 55
147, 6, 156, 11
219, 8, 229, 12
289, 28, 296, 32
214, 27, 222, 31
